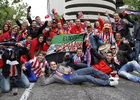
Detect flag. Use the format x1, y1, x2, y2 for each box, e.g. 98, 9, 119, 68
45, 15, 49, 19
47, 34, 84, 55
123, 10, 140, 16
77, 11, 84, 19
50, 8, 58, 18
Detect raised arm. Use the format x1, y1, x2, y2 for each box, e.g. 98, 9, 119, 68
17, 43, 29, 55
37, 21, 48, 37
105, 11, 112, 24
27, 6, 32, 24
127, 22, 133, 28
15, 19, 22, 28
98, 13, 104, 30
90, 47, 104, 60
27, 14, 32, 25
124, 14, 136, 25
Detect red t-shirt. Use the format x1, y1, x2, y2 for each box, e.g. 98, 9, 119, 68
0, 34, 7, 43
43, 43, 50, 52
70, 25, 85, 34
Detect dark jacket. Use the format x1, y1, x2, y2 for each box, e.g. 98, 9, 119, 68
125, 14, 140, 39
1, 44, 28, 78
119, 40, 135, 50
91, 47, 116, 75
27, 21, 48, 39
112, 19, 133, 40
66, 54, 87, 70
117, 43, 132, 64
15, 19, 30, 30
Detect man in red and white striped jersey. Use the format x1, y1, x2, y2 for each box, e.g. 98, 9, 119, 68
22, 51, 49, 82
99, 24, 115, 44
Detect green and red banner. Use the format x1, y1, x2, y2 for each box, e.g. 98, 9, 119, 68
47, 34, 84, 55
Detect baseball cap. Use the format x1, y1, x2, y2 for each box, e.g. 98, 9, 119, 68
52, 19, 57, 23
46, 37, 51, 41
9, 37, 17, 42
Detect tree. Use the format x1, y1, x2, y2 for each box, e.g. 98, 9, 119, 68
123, 0, 140, 10
0, 0, 28, 29
123, 0, 140, 20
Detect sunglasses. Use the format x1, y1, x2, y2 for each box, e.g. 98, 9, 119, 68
111, 48, 116, 50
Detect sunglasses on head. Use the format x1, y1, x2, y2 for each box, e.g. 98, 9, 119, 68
111, 48, 116, 50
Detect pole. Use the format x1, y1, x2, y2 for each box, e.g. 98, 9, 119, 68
47, 0, 50, 15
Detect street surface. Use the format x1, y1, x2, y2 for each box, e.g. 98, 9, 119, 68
0, 71, 140, 100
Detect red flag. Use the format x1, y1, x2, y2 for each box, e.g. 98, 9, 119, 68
45, 15, 49, 19
123, 11, 125, 16
54, 12, 57, 16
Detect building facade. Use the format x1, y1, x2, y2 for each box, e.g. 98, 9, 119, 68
48, 0, 124, 23
65, 0, 117, 23
48, 0, 65, 15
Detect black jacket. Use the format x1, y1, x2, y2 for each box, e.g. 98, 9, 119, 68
112, 19, 133, 40
117, 43, 132, 64
27, 21, 48, 39
1, 46, 28, 78
125, 14, 140, 39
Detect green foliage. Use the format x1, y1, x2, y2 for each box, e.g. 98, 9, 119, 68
123, 0, 140, 20
123, 0, 140, 10
0, 0, 28, 29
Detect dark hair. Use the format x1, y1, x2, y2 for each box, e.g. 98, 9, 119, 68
49, 61, 56, 66
115, 31, 122, 36
37, 34, 45, 48
94, 21, 99, 28
26, 35, 32, 39
32, 20, 36, 23
31, 20, 37, 27
116, 31, 121, 34
77, 47, 83, 51
113, 12, 119, 16
38, 51, 46, 56
2, 23, 10, 33
107, 51, 113, 56
63, 22, 68, 25
35, 16, 40, 19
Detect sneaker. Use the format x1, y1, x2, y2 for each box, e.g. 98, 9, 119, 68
109, 80, 118, 86
109, 76, 119, 81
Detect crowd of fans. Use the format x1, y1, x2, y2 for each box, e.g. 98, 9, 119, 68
0, 6, 140, 93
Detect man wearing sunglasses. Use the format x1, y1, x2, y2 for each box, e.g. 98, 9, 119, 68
110, 40, 132, 70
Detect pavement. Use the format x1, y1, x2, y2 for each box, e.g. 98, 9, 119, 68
0, 71, 140, 100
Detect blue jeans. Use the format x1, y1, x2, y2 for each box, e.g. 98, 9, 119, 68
75, 63, 88, 70
1, 73, 30, 93
118, 61, 140, 82
89, 33, 98, 50
134, 41, 140, 62
71, 67, 110, 86
24, 62, 37, 82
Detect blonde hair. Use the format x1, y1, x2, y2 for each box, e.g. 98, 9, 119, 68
9, 25, 20, 35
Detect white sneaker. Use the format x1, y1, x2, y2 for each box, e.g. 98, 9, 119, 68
109, 80, 118, 86
109, 76, 119, 81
